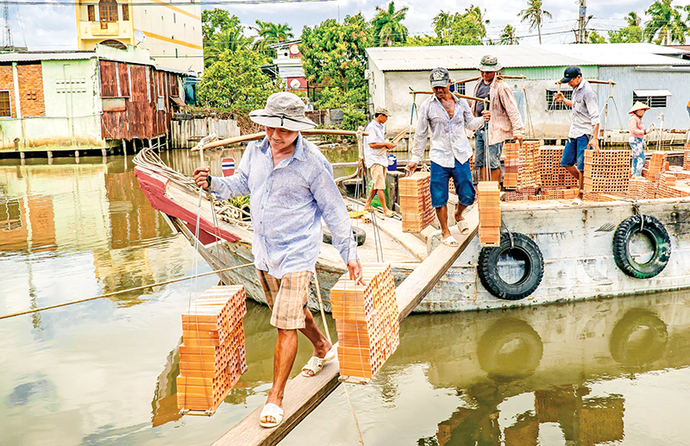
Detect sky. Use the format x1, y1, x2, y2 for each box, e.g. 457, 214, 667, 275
5, 0, 690, 51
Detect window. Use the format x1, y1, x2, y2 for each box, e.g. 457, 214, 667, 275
98, 0, 118, 22
0, 91, 11, 117
121, 4, 129, 20
450, 83, 465, 95
633, 90, 670, 108
546, 89, 572, 111
87, 5, 95, 21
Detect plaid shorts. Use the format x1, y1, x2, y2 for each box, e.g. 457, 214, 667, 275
258, 270, 312, 330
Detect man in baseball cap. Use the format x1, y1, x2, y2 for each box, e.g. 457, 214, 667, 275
193, 91, 363, 428
363, 106, 396, 217
554, 65, 600, 204
406, 67, 487, 247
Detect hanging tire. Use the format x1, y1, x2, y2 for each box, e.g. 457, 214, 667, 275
323, 226, 366, 246
477, 232, 544, 300
612, 215, 670, 279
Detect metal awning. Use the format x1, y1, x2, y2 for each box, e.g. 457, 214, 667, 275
171, 96, 185, 107
633, 89, 672, 96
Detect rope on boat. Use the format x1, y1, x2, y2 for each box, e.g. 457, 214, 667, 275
0, 263, 256, 321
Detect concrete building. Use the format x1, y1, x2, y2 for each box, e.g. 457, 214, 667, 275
264, 40, 307, 93
366, 44, 690, 142
0, 45, 193, 156
75, 0, 203, 73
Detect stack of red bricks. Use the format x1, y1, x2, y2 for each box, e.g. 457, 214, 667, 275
536, 147, 580, 190
583, 150, 631, 194
177, 285, 248, 413
330, 264, 399, 382
644, 153, 667, 181
684, 145, 690, 170
518, 140, 539, 188
477, 181, 501, 246
503, 142, 519, 189
399, 172, 435, 233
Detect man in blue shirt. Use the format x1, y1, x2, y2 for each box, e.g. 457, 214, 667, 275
193, 92, 363, 429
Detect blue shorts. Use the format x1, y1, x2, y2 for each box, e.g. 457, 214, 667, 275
474, 127, 504, 170
561, 134, 590, 172
430, 160, 475, 208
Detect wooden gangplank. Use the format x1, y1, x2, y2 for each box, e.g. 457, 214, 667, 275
213, 206, 479, 446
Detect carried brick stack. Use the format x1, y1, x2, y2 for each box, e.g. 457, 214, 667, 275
477, 181, 501, 246
583, 150, 631, 194
330, 264, 399, 383
399, 172, 435, 233
177, 285, 248, 413
503, 142, 519, 189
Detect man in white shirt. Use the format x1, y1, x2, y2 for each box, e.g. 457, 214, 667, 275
406, 67, 486, 246
363, 106, 396, 217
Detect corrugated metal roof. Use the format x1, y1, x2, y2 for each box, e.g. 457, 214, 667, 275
0, 51, 96, 63
367, 43, 690, 72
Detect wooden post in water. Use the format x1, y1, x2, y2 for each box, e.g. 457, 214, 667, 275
213, 206, 479, 446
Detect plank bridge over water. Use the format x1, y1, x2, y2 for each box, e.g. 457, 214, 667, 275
212, 206, 479, 446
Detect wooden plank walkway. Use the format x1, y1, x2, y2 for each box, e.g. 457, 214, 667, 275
212, 205, 479, 446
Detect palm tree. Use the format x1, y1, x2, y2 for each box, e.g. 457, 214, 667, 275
253, 20, 294, 56
626, 11, 641, 27
645, 0, 687, 45
500, 24, 520, 44
371, 1, 409, 46
432, 11, 455, 45
204, 27, 254, 67
518, 0, 552, 44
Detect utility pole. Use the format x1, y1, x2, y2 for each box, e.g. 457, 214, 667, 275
577, 0, 586, 43
2, 0, 12, 50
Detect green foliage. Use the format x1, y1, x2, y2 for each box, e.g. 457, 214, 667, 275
588, 30, 607, 43
500, 24, 519, 44
253, 20, 294, 58
197, 49, 279, 115
371, 2, 409, 47
608, 27, 642, 43
202, 9, 254, 68
431, 7, 488, 45
341, 107, 368, 131
406, 34, 442, 46
518, 0, 552, 44
644, 0, 688, 45
300, 13, 373, 108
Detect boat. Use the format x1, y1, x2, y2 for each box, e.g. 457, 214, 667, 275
134, 133, 690, 313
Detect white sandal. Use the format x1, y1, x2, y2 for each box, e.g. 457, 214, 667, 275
259, 403, 284, 428
301, 345, 337, 377
456, 219, 470, 235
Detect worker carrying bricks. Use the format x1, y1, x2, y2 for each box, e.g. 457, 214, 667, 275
193, 91, 363, 429
554, 65, 600, 205
363, 106, 396, 217
406, 67, 487, 247
471, 55, 524, 185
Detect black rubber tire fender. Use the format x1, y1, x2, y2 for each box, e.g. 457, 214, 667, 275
609, 308, 668, 369
477, 232, 544, 300
612, 214, 671, 279
477, 318, 544, 379
323, 226, 366, 247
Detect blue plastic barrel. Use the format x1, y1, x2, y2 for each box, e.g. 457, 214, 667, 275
387, 154, 397, 172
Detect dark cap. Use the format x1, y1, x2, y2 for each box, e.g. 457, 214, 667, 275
430, 67, 450, 88
560, 65, 582, 83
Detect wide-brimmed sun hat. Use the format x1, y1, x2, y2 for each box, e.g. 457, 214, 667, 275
249, 92, 317, 131
629, 101, 650, 114
477, 55, 503, 72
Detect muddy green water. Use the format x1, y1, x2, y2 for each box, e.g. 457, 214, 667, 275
2, 151, 690, 446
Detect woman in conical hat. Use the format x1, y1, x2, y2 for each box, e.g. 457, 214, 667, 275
629, 101, 650, 178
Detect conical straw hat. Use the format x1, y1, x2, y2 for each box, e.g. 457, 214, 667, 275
629, 101, 650, 114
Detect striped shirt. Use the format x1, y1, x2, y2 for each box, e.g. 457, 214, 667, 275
208, 135, 358, 278
472, 78, 524, 145
569, 79, 600, 139
412, 94, 484, 168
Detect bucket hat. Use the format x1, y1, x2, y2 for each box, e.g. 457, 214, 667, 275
375, 106, 390, 116
249, 92, 317, 131
430, 67, 451, 88
629, 101, 650, 114
477, 55, 503, 72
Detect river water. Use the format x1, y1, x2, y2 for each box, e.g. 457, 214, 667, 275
2, 151, 690, 445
